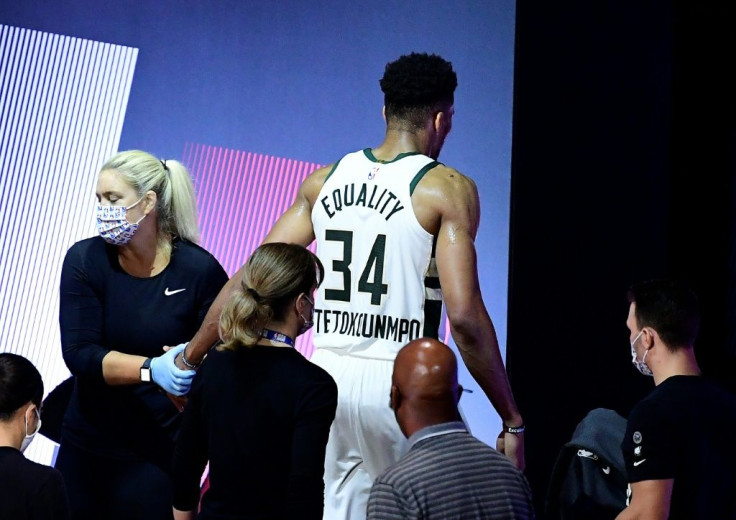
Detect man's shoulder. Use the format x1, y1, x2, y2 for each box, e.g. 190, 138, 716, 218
381, 432, 497, 477
375, 432, 527, 498
421, 162, 474, 188
413, 163, 478, 211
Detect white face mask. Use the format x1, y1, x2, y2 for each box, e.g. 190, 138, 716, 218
630, 330, 654, 377
96, 196, 146, 246
20, 406, 41, 453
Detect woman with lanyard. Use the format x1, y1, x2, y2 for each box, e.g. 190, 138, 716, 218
57, 150, 229, 519
171, 242, 338, 520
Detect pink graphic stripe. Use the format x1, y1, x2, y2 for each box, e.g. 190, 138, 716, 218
183, 143, 322, 357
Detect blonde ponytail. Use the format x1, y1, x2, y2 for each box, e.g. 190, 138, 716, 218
218, 243, 324, 351
100, 150, 200, 245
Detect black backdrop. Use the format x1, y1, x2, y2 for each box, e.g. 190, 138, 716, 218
508, 1, 736, 516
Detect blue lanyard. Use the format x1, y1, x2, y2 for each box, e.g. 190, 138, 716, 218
261, 328, 294, 347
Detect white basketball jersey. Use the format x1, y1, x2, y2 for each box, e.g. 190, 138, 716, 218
311, 149, 443, 360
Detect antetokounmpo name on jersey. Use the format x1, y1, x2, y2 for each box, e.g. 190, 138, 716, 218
320, 183, 405, 221
314, 309, 421, 342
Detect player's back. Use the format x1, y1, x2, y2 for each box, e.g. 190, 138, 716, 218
311, 149, 442, 359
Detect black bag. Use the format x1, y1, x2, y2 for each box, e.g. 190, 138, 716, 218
545, 408, 629, 520
40, 376, 75, 444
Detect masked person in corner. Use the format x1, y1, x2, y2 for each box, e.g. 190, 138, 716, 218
0, 352, 70, 520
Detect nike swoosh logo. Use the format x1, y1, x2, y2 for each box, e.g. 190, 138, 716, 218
601, 466, 610, 474
633, 459, 646, 466
164, 288, 186, 296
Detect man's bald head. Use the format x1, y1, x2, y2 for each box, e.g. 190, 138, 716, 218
391, 338, 462, 437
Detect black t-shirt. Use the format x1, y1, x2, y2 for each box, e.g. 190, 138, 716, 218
622, 375, 736, 519
0, 446, 70, 520
59, 237, 228, 466
172, 345, 338, 520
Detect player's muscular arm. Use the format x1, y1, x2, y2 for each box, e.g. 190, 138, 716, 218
182, 166, 329, 366
430, 169, 524, 468
263, 165, 330, 245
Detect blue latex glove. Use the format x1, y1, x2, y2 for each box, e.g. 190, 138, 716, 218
150, 343, 195, 396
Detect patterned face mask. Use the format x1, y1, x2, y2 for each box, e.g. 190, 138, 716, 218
96, 196, 146, 246
630, 330, 653, 377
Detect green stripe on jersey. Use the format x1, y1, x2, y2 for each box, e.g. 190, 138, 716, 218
410, 161, 441, 195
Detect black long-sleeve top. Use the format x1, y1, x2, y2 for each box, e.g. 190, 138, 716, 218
59, 237, 228, 466
172, 345, 338, 519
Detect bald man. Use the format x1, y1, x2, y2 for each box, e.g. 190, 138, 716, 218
367, 338, 535, 519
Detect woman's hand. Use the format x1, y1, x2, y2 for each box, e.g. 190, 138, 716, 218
150, 344, 195, 396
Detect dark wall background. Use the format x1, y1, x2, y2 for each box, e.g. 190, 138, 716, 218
509, 1, 736, 516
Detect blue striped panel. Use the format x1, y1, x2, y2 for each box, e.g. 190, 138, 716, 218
0, 24, 138, 464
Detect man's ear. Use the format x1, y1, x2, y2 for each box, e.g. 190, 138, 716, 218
382, 105, 387, 122
433, 111, 443, 133
642, 327, 656, 349
390, 385, 401, 411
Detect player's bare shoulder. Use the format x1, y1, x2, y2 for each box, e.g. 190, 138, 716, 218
411, 164, 479, 234
302, 163, 334, 206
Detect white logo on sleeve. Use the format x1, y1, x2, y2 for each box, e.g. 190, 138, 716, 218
633, 459, 647, 467
164, 288, 186, 296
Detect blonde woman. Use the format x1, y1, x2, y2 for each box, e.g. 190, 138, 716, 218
57, 150, 228, 520
172, 242, 337, 520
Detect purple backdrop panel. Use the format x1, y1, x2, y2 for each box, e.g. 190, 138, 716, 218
184, 142, 321, 357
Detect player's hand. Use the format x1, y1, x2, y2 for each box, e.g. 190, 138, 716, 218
150, 344, 195, 396
497, 429, 525, 472
162, 344, 194, 371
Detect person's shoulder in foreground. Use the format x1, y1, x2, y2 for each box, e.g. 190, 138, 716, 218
370, 427, 535, 519
367, 338, 535, 520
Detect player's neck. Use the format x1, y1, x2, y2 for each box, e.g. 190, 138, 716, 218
374, 128, 430, 160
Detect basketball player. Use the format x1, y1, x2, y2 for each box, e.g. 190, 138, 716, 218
180, 52, 524, 519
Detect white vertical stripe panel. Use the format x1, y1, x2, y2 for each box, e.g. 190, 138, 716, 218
0, 24, 138, 464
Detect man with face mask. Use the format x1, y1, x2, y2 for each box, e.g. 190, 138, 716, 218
0, 352, 70, 519
616, 279, 736, 520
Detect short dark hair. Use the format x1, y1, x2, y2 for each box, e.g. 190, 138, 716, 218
0, 353, 44, 420
380, 52, 457, 129
627, 279, 700, 350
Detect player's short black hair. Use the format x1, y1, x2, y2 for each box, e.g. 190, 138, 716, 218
380, 52, 457, 128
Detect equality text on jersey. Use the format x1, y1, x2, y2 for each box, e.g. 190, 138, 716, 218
320, 182, 405, 221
